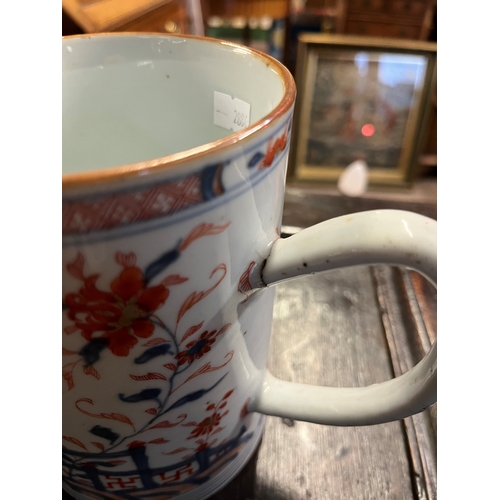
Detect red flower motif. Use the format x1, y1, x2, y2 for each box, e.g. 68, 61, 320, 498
188, 413, 222, 439
259, 129, 288, 169
238, 261, 256, 303
175, 330, 217, 365
64, 252, 170, 357
240, 397, 251, 419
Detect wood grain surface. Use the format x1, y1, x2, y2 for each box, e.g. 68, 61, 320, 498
63, 187, 437, 500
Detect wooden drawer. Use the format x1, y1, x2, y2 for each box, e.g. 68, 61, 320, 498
391, 0, 427, 17
345, 20, 421, 39
348, 0, 387, 13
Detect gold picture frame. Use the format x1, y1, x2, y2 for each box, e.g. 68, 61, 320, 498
289, 34, 437, 187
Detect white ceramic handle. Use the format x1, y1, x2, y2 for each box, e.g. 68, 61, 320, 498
250, 210, 437, 426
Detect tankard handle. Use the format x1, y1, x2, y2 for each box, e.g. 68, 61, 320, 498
250, 210, 436, 426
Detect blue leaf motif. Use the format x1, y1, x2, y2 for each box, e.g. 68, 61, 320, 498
79, 338, 109, 366
89, 425, 120, 444
248, 152, 264, 168
143, 248, 181, 285
119, 388, 162, 403
134, 344, 171, 364
201, 163, 225, 201
165, 373, 228, 412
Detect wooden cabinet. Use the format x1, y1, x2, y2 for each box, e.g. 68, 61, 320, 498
202, 0, 290, 20
344, 19, 420, 39
338, 0, 435, 41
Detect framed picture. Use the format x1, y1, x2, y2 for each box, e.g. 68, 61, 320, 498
289, 34, 437, 187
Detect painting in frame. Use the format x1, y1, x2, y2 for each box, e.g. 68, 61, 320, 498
289, 34, 437, 187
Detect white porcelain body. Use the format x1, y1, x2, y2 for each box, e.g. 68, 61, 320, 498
62, 34, 437, 500
63, 34, 294, 500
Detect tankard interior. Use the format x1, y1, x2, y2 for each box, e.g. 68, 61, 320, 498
62, 35, 286, 175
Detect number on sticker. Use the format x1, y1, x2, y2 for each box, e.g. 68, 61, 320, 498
214, 91, 250, 131
234, 111, 246, 127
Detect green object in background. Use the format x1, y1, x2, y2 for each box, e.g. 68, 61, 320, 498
207, 16, 245, 45
249, 17, 272, 54
206, 15, 285, 62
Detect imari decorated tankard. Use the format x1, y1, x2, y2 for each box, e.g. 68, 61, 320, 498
62, 34, 437, 500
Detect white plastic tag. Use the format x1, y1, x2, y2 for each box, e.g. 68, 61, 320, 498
214, 91, 250, 132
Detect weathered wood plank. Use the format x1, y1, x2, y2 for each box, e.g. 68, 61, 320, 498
371, 266, 437, 500
283, 188, 437, 228
213, 268, 415, 499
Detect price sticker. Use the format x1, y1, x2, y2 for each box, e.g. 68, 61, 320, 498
214, 91, 250, 132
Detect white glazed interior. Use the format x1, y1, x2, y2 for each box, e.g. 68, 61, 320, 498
62, 35, 286, 175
